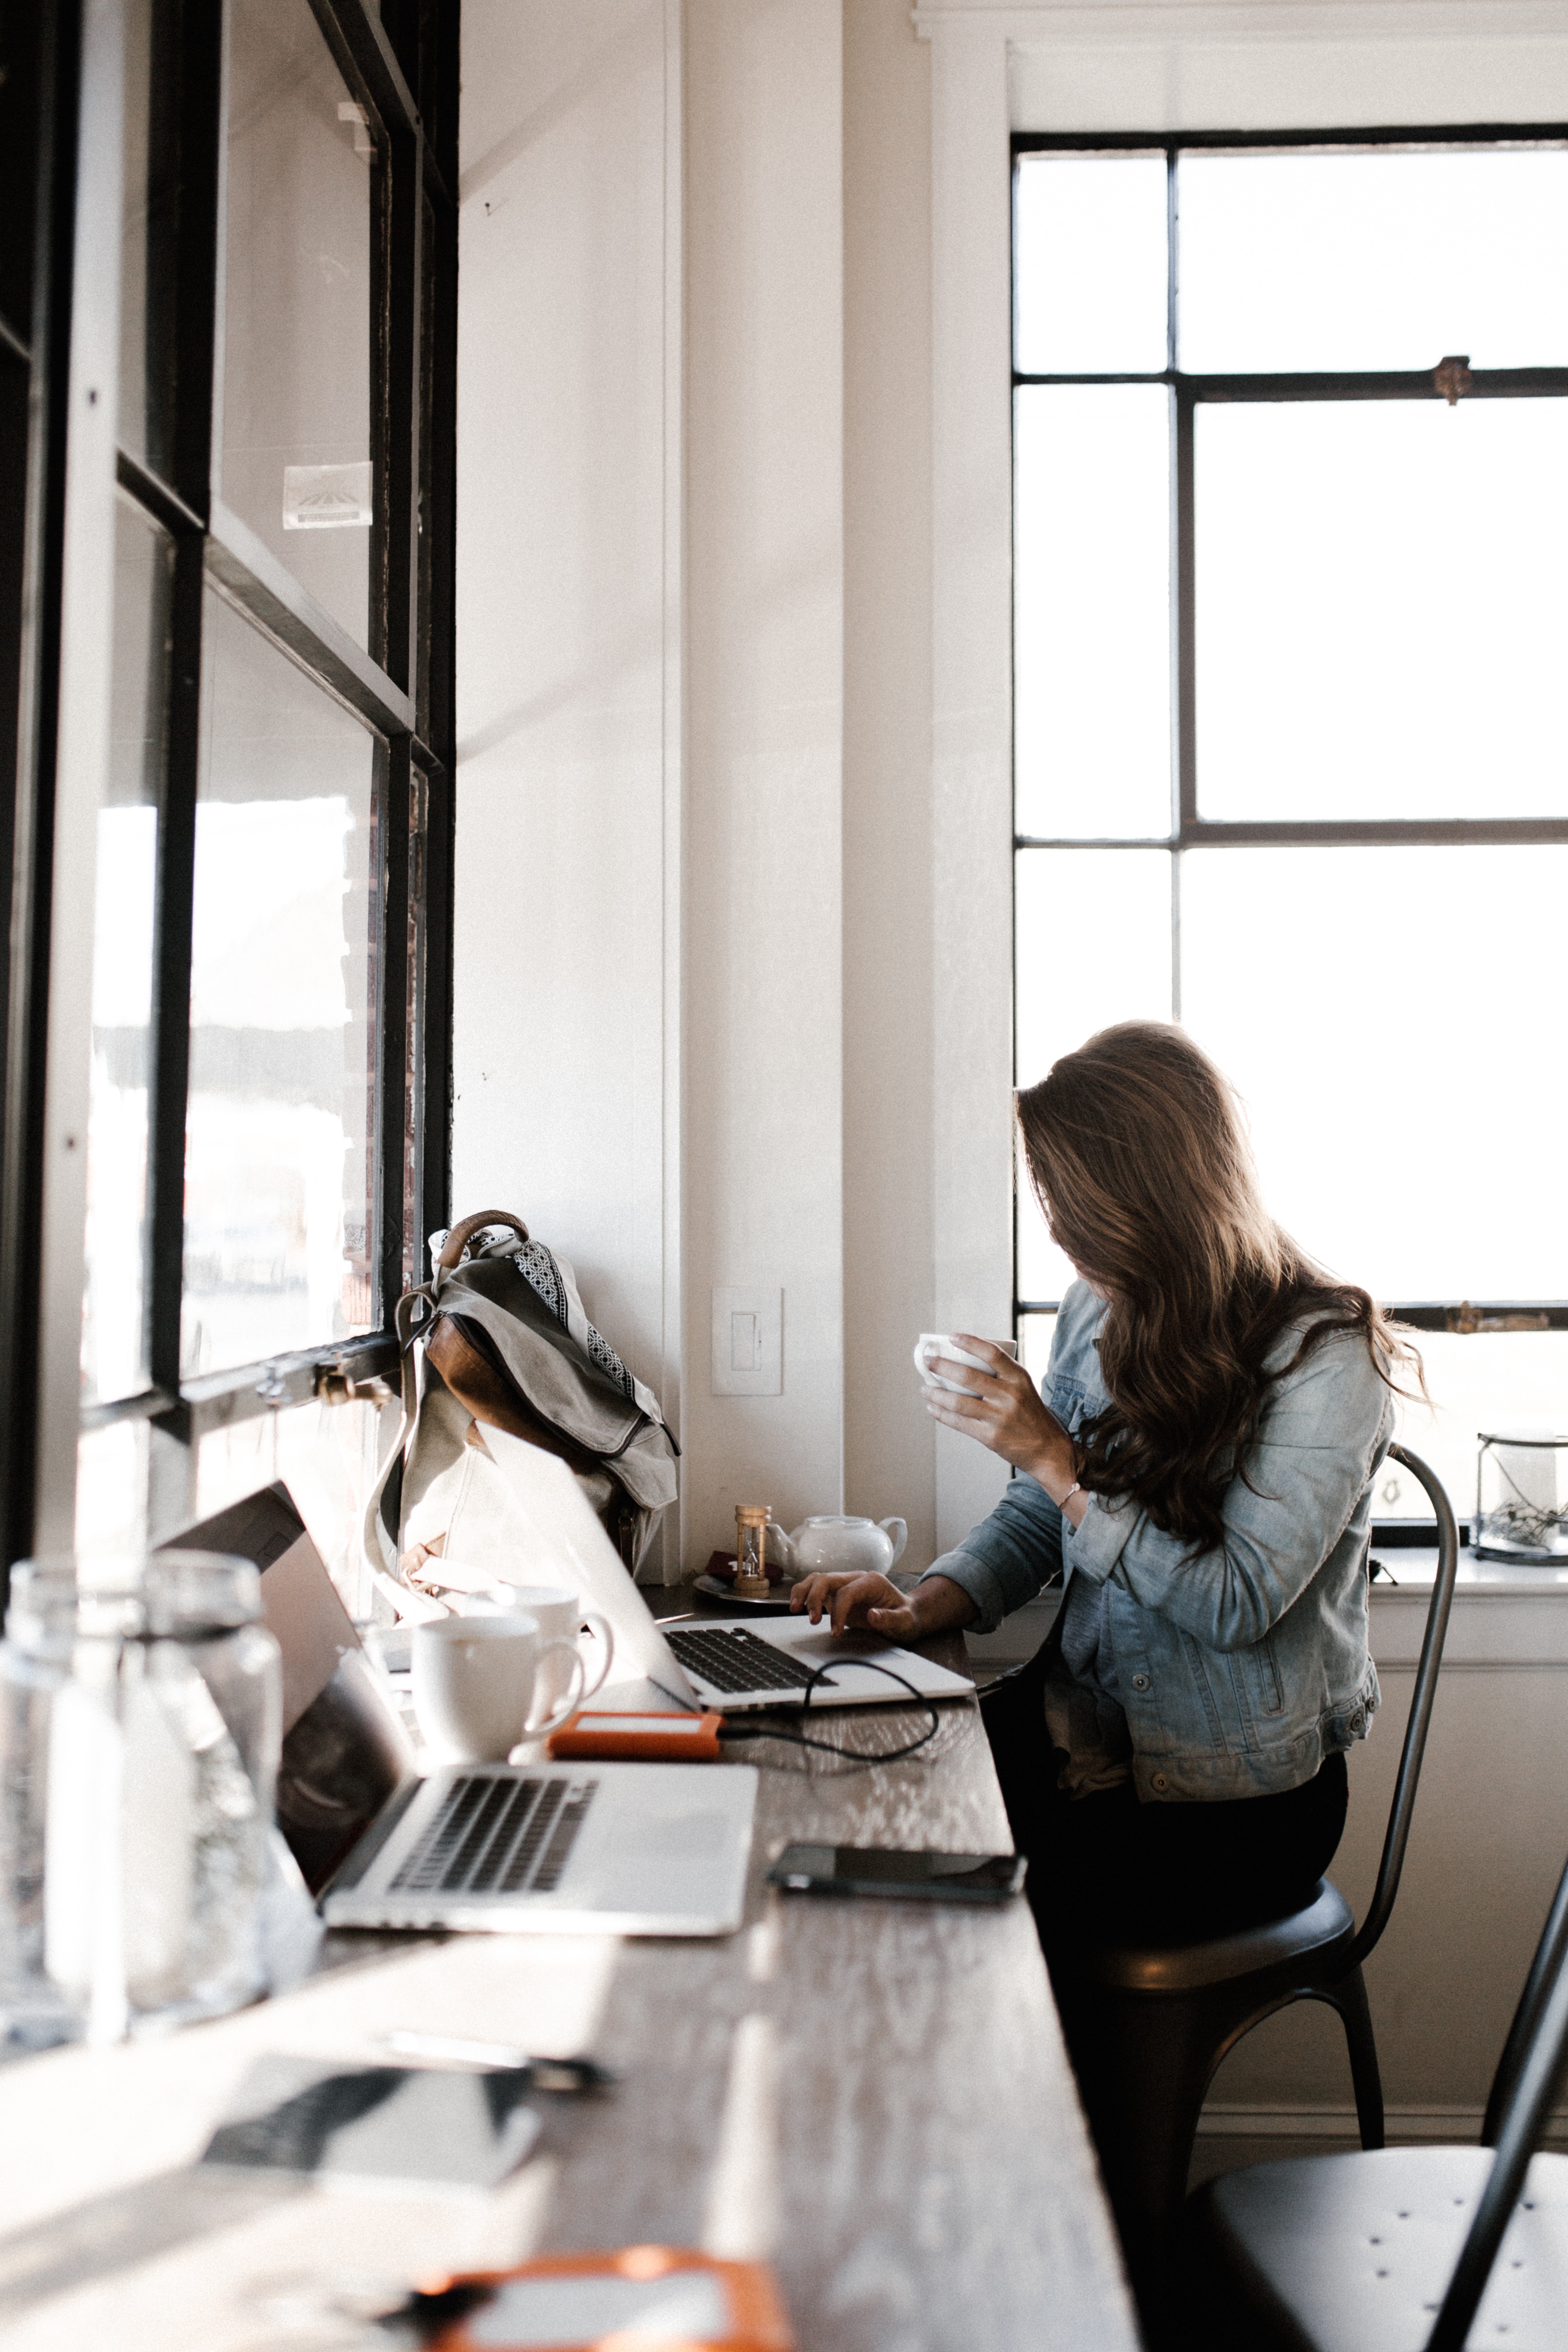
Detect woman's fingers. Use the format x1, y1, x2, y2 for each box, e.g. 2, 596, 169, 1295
921, 1336, 1024, 1407
922, 1345, 1077, 1489
789, 1573, 842, 1623
787, 1571, 906, 1634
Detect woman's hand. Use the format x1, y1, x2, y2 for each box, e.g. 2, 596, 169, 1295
789, 1571, 978, 1640
923, 1338, 1086, 1520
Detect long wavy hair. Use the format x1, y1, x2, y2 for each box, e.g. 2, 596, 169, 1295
1015, 1022, 1419, 1550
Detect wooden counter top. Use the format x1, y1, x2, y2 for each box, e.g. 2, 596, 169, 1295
0, 1627, 1138, 2352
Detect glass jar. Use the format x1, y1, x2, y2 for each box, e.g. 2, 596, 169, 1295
0, 1552, 281, 2045
1475, 1431, 1568, 1565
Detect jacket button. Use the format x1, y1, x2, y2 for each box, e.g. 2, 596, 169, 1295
1131, 1673, 1150, 1691
1151, 1772, 1169, 1792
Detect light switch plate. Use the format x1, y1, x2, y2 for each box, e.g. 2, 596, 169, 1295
711, 1287, 783, 1396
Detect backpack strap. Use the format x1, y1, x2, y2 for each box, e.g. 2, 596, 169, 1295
436, 1210, 529, 1269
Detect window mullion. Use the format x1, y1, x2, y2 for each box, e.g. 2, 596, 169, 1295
145, 533, 203, 1410
376, 737, 412, 1326
1173, 383, 1196, 833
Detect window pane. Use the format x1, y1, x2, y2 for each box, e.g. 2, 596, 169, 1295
220, 0, 377, 648
1384, 1332, 1568, 1532
1015, 847, 1172, 1300
1019, 1311, 1058, 1384
119, 0, 179, 472
183, 592, 379, 1378
83, 501, 171, 1407
1015, 153, 1168, 376
1179, 846, 1568, 1300
1195, 401, 1568, 821
1178, 148, 1568, 374
1015, 386, 1171, 840
195, 1394, 386, 1615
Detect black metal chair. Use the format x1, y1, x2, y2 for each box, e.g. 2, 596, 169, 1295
1053, 1444, 1460, 2316
1185, 1837, 1568, 2350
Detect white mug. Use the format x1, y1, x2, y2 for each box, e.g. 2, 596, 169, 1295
913, 1333, 1019, 1395
412, 1612, 586, 1764
470, 1583, 614, 1725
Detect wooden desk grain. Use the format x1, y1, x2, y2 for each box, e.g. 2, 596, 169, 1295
0, 1632, 1138, 2352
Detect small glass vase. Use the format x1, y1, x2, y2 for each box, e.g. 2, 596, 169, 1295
0, 1552, 281, 2046
1474, 1432, 1568, 1566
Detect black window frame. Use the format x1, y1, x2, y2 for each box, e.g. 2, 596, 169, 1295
0, 0, 458, 1579
1012, 123, 1568, 1338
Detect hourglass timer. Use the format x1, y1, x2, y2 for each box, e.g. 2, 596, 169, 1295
734, 1505, 773, 1600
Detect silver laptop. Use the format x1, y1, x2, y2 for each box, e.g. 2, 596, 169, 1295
480, 1427, 976, 1716
169, 1484, 757, 1939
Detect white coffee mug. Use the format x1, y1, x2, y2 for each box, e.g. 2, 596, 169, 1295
412, 1612, 586, 1764
470, 1584, 614, 1725
913, 1333, 1019, 1395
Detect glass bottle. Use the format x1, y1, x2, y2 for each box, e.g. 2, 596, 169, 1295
0, 1552, 282, 2045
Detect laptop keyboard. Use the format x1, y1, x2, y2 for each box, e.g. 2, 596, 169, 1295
664, 1626, 824, 1695
390, 1774, 598, 1896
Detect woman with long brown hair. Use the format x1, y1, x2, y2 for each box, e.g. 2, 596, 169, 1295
792, 1020, 1414, 1948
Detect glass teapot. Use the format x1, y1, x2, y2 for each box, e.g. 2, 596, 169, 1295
770, 1515, 908, 1578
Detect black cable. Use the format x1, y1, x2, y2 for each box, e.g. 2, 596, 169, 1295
716, 1655, 941, 1766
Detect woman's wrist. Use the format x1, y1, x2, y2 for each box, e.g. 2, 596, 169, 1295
909, 1573, 979, 1634
1019, 1441, 1079, 1507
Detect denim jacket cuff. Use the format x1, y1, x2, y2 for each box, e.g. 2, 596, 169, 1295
1062, 1494, 1134, 1586
918, 1548, 1009, 1637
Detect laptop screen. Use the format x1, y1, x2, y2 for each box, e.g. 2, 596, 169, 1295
161, 1484, 414, 1891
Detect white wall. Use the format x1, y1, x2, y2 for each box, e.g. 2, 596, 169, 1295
457, 0, 957, 1578
682, 0, 848, 1567
454, 0, 683, 1567
843, 2, 941, 1565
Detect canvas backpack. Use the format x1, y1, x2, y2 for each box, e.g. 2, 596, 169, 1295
364, 1210, 679, 1616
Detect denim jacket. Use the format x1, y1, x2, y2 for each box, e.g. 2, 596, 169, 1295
922, 1282, 1394, 1802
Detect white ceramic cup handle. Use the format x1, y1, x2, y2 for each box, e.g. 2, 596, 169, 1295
880, 1517, 907, 1567
576, 1609, 614, 1701
531, 1637, 587, 1738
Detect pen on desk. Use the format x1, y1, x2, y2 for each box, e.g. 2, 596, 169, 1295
384, 2030, 614, 2088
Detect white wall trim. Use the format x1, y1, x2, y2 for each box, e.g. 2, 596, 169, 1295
915, 1, 1568, 38
928, 11, 1016, 1554
659, 0, 685, 1583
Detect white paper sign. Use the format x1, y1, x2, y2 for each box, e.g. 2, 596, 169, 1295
283, 461, 373, 530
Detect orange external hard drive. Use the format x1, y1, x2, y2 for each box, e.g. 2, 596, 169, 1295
546, 1708, 724, 1761
404, 2246, 793, 2351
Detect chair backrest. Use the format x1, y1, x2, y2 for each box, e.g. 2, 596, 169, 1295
1343, 1443, 1460, 1972
1424, 1842, 1568, 2352
1481, 1844, 1568, 2146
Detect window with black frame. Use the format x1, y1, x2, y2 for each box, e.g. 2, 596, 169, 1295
1012, 132, 1568, 1522
43, 0, 458, 1591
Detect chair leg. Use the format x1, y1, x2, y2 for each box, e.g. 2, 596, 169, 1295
1316, 1966, 1385, 2151
1058, 1983, 1224, 2334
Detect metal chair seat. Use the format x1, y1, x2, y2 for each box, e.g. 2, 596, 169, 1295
1184, 1799, 1568, 2351
1195, 2146, 1568, 2352
1088, 1877, 1356, 1994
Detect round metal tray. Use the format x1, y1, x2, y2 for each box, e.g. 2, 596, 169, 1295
692, 1573, 793, 1614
